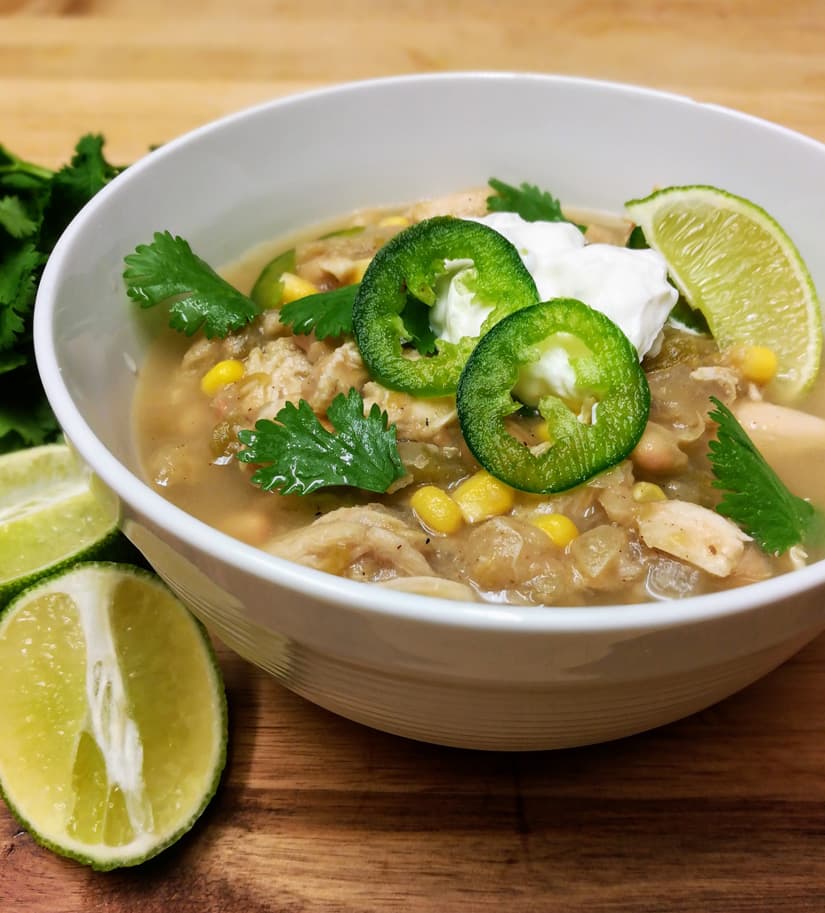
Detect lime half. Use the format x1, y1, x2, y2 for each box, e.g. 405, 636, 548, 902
0, 563, 227, 869
0, 443, 123, 604
625, 185, 822, 401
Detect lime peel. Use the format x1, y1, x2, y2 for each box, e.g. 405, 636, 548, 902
625, 184, 822, 402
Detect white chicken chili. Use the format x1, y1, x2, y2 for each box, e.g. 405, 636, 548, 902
131, 184, 825, 606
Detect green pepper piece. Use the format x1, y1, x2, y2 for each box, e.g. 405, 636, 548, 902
456, 299, 650, 493
320, 225, 366, 240
352, 216, 539, 397
250, 248, 297, 310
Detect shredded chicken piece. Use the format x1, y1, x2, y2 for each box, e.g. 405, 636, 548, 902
181, 333, 247, 376
404, 188, 489, 222
586, 462, 637, 525
637, 500, 750, 577
241, 338, 313, 421
788, 545, 809, 571
181, 336, 222, 375
729, 545, 774, 586
260, 309, 294, 339
296, 224, 403, 288
361, 382, 458, 442
301, 340, 369, 414
266, 505, 433, 580
378, 576, 478, 601
310, 255, 362, 284
293, 337, 334, 362
689, 365, 741, 402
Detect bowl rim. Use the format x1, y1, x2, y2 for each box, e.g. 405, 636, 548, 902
33, 70, 825, 634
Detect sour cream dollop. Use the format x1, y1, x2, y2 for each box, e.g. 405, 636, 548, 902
429, 259, 492, 344
427, 211, 677, 411
469, 211, 677, 360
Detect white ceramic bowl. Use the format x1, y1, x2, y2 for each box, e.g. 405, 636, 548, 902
35, 73, 825, 750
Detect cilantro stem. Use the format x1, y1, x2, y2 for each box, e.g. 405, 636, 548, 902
0, 149, 54, 183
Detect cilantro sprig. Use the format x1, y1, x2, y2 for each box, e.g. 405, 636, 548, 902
124, 232, 260, 338
0, 135, 123, 452
280, 284, 358, 339
487, 177, 585, 231
280, 282, 437, 354
237, 387, 406, 495
708, 397, 825, 554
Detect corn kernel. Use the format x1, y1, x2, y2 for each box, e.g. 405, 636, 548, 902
530, 513, 580, 548
451, 470, 515, 524
534, 421, 551, 443
632, 481, 667, 503
347, 257, 373, 284
735, 345, 779, 385
410, 485, 464, 535
280, 272, 319, 303
200, 359, 245, 396
378, 215, 410, 228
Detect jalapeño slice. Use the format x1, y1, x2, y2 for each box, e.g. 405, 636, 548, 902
352, 216, 539, 397
456, 299, 650, 493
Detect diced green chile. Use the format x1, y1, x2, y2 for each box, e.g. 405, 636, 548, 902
352, 216, 539, 396
250, 248, 296, 310
320, 225, 366, 240
251, 226, 364, 309
456, 299, 650, 493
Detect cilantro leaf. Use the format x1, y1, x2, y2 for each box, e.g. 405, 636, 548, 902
400, 293, 437, 355
707, 397, 825, 554
237, 387, 406, 495
0, 388, 59, 453
626, 225, 648, 249
124, 231, 260, 338
55, 134, 120, 194
0, 196, 38, 238
0, 135, 123, 454
668, 297, 710, 335
0, 243, 42, 350
0, 350, 28, 375
280, 284, 357, 339
40, 134, 123, 250
487, 178, 585, 230
280, 283, 438, 357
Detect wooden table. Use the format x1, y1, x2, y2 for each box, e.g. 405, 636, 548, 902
3, 2, 825, 910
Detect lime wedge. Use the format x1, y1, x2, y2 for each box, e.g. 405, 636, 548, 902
0, 443, 124, 604
625, 185, 822, 401
0, 563, 226, 869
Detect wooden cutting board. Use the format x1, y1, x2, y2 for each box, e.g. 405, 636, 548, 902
3, 2, 825, 909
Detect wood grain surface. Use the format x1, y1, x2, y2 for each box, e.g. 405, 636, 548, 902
3, 1, 825, 910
